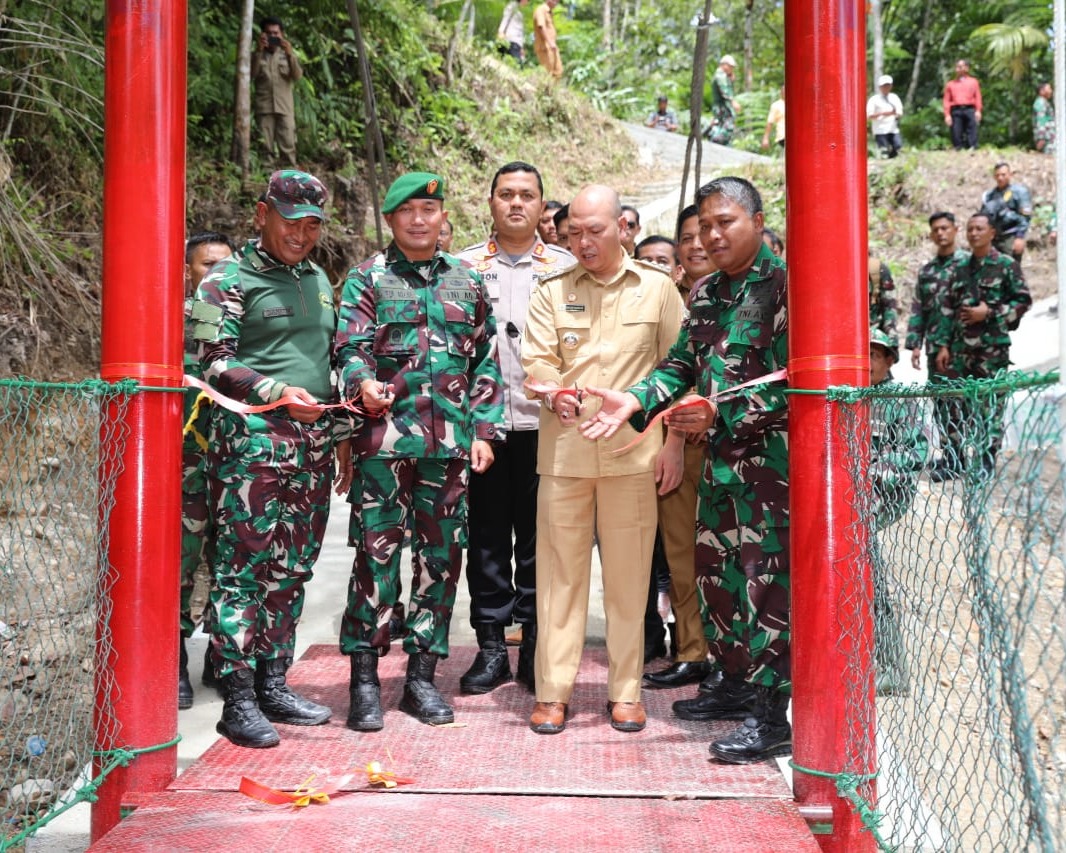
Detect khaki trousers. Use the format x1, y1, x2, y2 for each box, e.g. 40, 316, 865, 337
657, 442, 709, 662
535, 472, 657, 704
258, 112, 298, 167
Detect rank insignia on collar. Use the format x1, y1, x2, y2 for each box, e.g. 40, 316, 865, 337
487, 240, 499, 255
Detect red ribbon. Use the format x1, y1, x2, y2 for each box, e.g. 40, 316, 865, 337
183, 375, 367, 417
611, 368, 788, 454
238, 774, 344, 807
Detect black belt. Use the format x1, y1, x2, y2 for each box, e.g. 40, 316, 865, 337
950, 104, 976, 111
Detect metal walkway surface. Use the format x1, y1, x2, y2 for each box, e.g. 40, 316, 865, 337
89, 645, 820, 852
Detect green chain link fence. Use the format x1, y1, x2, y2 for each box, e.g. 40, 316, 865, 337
830, 370, 1066, 852
0, 379, 133, 850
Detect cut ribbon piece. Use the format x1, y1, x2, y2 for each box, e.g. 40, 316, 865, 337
366, 760, 415, 789
611, 367, 789, 455
238, 774, 343, 807
183, 375, 364, 417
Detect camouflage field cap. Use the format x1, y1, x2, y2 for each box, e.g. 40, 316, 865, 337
381, 172, 445, 214
870, 327, 899, 360
266, 170, 328, 220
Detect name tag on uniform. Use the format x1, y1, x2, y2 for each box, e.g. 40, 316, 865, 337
563, 304, 585, 312
378, 287, 417, 301
440, 288, 474, 301
263, 306, 294, 319
735, 292, 774, 324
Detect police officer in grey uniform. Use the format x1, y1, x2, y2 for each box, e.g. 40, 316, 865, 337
458, 161, 575, 694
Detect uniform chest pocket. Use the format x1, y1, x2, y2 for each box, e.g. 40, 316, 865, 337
555, 311, 591, 362
725, 300, 776, 350
443, 299, 478, 358
620, 304, 660, 352
373, 299, 424, 357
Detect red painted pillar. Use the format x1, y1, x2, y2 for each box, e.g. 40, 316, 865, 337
94, 1, 186, 841
786, 0, 876, 849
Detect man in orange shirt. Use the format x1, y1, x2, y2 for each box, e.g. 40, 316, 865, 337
943, 59, 983, 150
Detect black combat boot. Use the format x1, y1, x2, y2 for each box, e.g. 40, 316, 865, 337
672, 674, 757, 721
515, 622, 536, 693
459, 623, 512, 695
399, 651, 455, 725
347, 651, 384, 732
255, 656, 332, 726
709, 686, 792, 764
178, 635, 194, 710
217, 669, 280, 749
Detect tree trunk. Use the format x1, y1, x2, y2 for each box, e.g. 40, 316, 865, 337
603, 0, 612, 50
868, 0, 883, 84
231, 0, 255, 182
347, 0, 387, 245
680, 0, 715, 233
743, 0, 755, 92
903, 3, 932, 112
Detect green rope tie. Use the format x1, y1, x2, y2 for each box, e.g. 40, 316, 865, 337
0, 736, 182, 852
788, 760, 895, 852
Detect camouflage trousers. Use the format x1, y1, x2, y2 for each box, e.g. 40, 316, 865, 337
180, 438, 213, 638
339, 456, 469, 658
695, 477, 791, 692
939, 348, 1009, 465
206, 410, 335, 677
708, 105, 736, 145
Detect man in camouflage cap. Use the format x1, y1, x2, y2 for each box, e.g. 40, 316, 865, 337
191, 169, 351, 748
583, 177, 792, 764
336, 171, 504, 730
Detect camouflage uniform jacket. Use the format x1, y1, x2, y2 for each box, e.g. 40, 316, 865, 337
712, 67, 736, 115
627, 243, 788, 490
869, 378, 930, 530
336, 243, 504, 460
932, 248, 1031, 354
191, 239, 338, 407
1033, 94, 1056, 153
458, 235, 575, 432
904, 249, 968, 355
868, 260, 899, 339
183, 296, 204, 423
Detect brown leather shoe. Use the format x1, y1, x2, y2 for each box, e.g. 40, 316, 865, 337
529, 701, 568, 734
608, 701, 647, 733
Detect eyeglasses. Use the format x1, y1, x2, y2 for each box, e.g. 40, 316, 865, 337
623, 220, 638, 230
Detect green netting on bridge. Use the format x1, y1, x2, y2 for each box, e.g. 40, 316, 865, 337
0, 379, 131, 850
830, 370, 1066, 852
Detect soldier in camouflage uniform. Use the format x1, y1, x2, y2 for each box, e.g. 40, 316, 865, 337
192, 170, 351, 749
583, 177, 791, 764
456, 162, 574, 697
1033, 82, 1055, 155
868, 328, 929, 695
179, 231, 236, 710
868, 256, 898, 339
905, 212, 968, 474
932, 211, 1031, 477
708, 56, 740, 145
336, 172, 504, 731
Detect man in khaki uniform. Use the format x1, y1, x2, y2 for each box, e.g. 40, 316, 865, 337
252, 17, 304, 167
522, 184, 684, 735
533, 0, 563, 80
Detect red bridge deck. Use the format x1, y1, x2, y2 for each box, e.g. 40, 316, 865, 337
90, 645, 820, 851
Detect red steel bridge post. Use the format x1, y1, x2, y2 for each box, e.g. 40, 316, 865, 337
786, 0, 877, 848
94, 0, 187, 840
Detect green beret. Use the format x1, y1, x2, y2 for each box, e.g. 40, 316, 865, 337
382, 172, 445, 214
869, 327, 898, 360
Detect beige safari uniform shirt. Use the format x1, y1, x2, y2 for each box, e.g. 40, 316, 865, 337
522, 255, 684, 477
459, 236, 575, 432
252, 47, 303, 117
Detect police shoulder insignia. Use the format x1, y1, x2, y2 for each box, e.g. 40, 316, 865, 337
533, 266, 570, 288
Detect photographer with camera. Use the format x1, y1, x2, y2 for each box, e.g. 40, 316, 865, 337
252, 17, 304, 168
